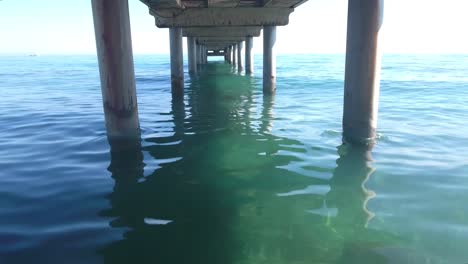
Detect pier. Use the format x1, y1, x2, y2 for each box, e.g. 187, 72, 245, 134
91, 0, 384, 146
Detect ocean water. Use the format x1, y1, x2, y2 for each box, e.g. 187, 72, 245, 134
0, 54, 467, 264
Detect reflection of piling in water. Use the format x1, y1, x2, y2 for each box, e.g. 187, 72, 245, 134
327, 143, 376, 230
260, 95, 275, 134
103, 144, 144, 229
171, 97, 186, 137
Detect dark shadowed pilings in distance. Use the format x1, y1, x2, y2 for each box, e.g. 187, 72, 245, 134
225, 46, 230, 64
245, 37, 254, 74
203, 46, 208, 63
91, 0, 140, 144
195, 43, 199, 64
343, 0, 384, 144
237, 41, 243, 72
187, 37, 197, 74
169, 27, 184, 97
263, 26, 276, 94
196, 43, 202, 66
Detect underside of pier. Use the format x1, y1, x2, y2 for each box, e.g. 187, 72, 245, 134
91, 0, 385, 147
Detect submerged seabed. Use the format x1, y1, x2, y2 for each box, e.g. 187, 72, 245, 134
0, 54, 467, 264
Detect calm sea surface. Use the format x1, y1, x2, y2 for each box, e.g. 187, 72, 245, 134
0, 54, 467, 264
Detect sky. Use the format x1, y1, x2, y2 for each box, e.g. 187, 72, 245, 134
0, 0, 467, 54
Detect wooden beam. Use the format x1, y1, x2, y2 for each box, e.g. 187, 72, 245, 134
197, 37, 246, 42
141, 0, 183, 9
150, 7, 294, 28
207, 0, 238, 7
183, 26, 262, 37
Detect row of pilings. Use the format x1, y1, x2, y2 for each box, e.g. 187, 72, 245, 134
91, 0, 384, 148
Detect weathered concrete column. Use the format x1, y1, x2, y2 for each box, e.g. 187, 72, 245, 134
169, 27, 184, 97
343, 0, 384, 144
245, 37, 254, 74
203, 47, 208, 63
196, 43, 201, 65
200, 45, 205, 64
199, 45, 203, 64
233, 44, 237, 66
225, 46, 230, 64
228, 46, 232, 64
91, 0, 140, 141
187, 37, 197, 74
263, 26, 277, 93
198, 45, 204, 64
237, 41, 244, 72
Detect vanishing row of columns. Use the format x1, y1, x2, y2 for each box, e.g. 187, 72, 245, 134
175, 32, 273, 95
91, 0, 384, 147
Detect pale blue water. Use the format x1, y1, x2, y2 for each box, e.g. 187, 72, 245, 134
0, 54, 467, 263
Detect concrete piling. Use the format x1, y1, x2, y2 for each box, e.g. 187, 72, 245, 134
169, 27, 184, 97
263, 26, 277, 94
200, 45, 203, 63
203, 46, 208, 63
187, 37, 197, 74
229, 46, 233, 64
224, 48, 229, 63
237, 41, 243, 72
91, 0, 140, 142
343, 0, 384, 144
233, 44, 237, 66
245, 36, 254, 74
196, 43, 201, 65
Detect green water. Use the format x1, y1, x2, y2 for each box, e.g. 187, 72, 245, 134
2, 55, 468, 263
104, 64, 407, 263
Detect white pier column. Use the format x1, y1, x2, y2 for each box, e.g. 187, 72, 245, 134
263, 26, 277, 93
187, 37, 197, 74
169, 27, 184, 97
91, 0, 140, 141
237, 41, 244, 72
245, 36, 254, 74
233, 44, 237, 66
343, 0, 384, 144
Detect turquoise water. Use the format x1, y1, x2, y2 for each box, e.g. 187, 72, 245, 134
0, 54, 468, 263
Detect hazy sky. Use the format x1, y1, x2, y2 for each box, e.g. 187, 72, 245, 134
1, 0, 467, 54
